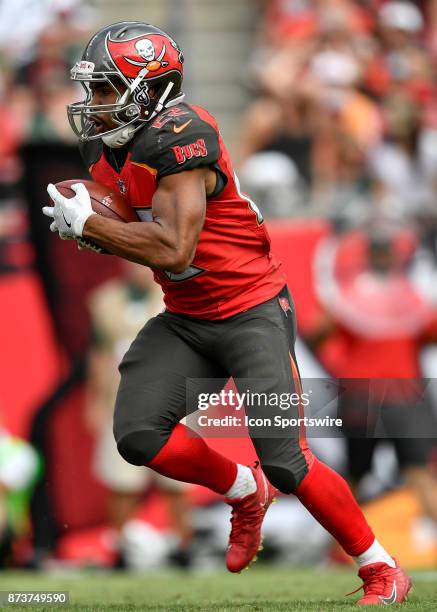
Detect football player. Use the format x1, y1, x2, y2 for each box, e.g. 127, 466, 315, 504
43, 22, 411, 604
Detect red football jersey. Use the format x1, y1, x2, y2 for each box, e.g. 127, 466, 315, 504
79, 102, 286, 318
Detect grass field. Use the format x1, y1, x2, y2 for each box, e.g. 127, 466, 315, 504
0, 566, 435, 611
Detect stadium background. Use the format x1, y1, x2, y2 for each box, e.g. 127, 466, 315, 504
0, 0, 436, 573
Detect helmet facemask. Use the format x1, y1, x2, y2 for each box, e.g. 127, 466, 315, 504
67, 60, 183, 147
68, 61, 143, 144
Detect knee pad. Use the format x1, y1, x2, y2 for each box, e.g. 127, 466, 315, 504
116, 429, 169, 466
262, 456, 309, 494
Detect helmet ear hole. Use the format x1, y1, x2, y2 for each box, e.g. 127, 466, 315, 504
115, 104, 141, 123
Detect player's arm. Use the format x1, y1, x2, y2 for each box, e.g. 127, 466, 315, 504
60, 168, 207, 272
84, 167, 207, 271
44, 112, 219, 268
304, 311, 337, 350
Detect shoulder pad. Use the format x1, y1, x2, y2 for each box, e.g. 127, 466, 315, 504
131, 103, 220, 179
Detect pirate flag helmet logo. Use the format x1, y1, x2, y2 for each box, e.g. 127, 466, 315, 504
67, 21, 184, 147
106, 33, 183, 79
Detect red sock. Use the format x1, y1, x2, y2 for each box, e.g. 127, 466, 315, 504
148, 423, 237, 494
295, 457, 375, 556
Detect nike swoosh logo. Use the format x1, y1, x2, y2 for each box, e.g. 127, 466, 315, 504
260, 472, 269, 508
380, 580, 397, 605
62, 211, 71, 228
173, 119, 192, 134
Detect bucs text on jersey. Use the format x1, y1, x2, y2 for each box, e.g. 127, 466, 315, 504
79, 102, 286, 319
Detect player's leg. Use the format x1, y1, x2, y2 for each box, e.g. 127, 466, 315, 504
340, 398, 378, 495
115, 311, 279, 572
344, 437, 378, 496
113, 313, 237, 494
403, 460, 437, 522
380, 399, 437, 523
215, 287, 411, 602
216, 289, 374, 550
393, 435, 437, 524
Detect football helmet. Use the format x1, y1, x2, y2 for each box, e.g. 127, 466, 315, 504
67, 21, 184, 147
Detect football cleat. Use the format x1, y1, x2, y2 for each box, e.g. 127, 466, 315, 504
225, 462, 276, 573
349, 559, 412, 605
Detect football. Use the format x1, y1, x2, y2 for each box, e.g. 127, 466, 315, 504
54, 179, 138, 222
54, 179, 138, 253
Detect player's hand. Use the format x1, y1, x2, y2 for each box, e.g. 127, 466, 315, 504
41, 205, 73, 240
42, 183, 95, 238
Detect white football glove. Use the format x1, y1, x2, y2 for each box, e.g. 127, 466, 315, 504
42, 183, 95, 239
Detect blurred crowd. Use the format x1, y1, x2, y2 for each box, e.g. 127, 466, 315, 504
239, 0, 437, 228
0, 0, 94, 148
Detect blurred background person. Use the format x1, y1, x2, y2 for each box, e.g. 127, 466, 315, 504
307, 226, 437, 525
86, 261, 193, 568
